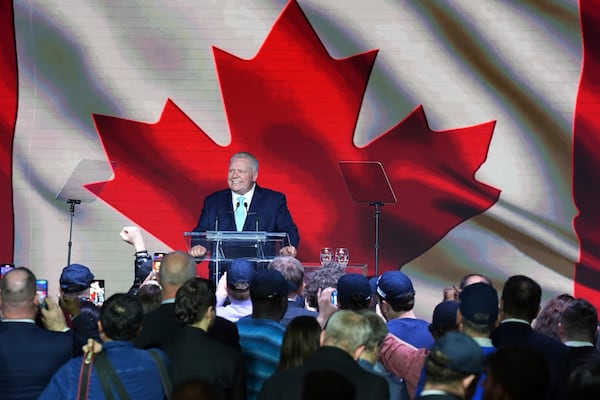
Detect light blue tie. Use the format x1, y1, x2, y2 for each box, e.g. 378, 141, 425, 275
235, 196, 246, 231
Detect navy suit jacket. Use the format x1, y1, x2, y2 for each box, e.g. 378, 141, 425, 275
194, 185, 299, 247
0, 321, 79, 400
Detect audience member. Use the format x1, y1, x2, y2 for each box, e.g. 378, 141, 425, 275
490, 275, 568, 400
337, 273, 372, 311
428, 300, 459, 339
163, 278, 246, 400
303, 261, 345, 310
558, 298, 600, 375
136, 280, 163, 314
301, 370, 356, 400
533, 293, 575, 341
566, 363, 600, 400
40, 294, 169, 399
120, 226, 154, 295
237, 269, 288, 400
59, 263, 101, 340
482, 347, 550, 400
442, 273, 493, 302
0, 267, 81, 400
259, 310, 389, 400
216, 259, 255, 322
376, 271, 434, 349
416, 332, 483, 400
269, 256, 318, 326
134, 251, 240, 352
358, 310, 410, 400
276, 315, 321, 372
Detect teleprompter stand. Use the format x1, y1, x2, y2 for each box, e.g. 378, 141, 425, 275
339, 161, 397, 276
56, 160, 116, 266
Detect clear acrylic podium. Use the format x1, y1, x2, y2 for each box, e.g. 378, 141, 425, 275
184, 231, 289, 283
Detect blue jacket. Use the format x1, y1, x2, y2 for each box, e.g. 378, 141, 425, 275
39, 341, 168, 400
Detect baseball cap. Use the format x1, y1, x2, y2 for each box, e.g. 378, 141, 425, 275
227, 259, 256, 291
429, 332, 483, 374
432, 300, 460, 327
376, 271, 415, 300
337, 274, 371, 307
60, 264, 95, 294
459, 282, 499, 325
250, 269, 288, 300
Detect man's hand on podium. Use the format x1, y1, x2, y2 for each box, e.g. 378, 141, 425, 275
279, 245, 297, 257
189, 245, 208, 258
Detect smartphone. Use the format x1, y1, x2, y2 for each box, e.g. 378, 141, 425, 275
89, 279, 105, 306
36, 279, 48, 306
0, 263, 15, 278
152, 252, 166, 274
331, 290, 338, 307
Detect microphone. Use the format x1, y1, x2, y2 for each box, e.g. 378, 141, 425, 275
246, 212, 260, 231
215, 215, 219, 231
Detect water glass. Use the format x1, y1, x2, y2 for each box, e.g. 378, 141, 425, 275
335, 248, 349, 266
320, 247, 333, 265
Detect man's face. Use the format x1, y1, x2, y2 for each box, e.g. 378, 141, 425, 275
228, 157, 257, 195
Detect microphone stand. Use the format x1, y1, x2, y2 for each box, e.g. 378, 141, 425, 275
66, 199, 81, 266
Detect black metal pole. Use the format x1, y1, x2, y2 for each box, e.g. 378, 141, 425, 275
66, 199, 81, 266
370, 201, 384, 276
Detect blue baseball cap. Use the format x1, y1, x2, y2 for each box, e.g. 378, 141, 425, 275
227, 259, 256, 291
432, 300, 460, 327
429, 332, 483, 374
337, 274, 371, 307
459, 282, 498, 325
60, 264, 95, 294
376, 271, 415, 300
250, 269, 288, 300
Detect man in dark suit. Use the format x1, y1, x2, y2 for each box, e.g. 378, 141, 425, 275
258, 310, 390, 400
134, 251, 240, 352
490, 275, 568, 400
164, 277, 246, 400
0, 267, 80, 400
558, 298, 600, 376
190, 152, 299, 278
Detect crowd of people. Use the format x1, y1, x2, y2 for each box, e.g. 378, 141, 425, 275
1, 240, 599, 399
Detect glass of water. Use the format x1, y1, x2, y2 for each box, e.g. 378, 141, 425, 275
335, 248, 349, 266
320, 248, 333, 265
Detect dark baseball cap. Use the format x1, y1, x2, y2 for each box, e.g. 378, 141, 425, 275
459, 282, 498, 325
376, 271, 415, 300
429, 332, 483, 374
60, 264, 95, 294
250, 269, 288, 300
432, 300, 460, 327
227, 259, 256, 291
337, 274, 371, 307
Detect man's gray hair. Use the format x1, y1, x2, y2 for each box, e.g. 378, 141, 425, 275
230, 152, 259, 173
323, 310, 372, 354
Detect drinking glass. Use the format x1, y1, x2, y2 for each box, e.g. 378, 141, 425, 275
335, 248, 349, 266
320, 247, 333, 265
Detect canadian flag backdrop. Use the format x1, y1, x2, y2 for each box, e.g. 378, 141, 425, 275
1, 0, 599, 313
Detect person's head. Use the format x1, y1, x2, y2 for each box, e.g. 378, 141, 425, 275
269, 256, 304, 297
277, 316, 322, 372
250, 269, 288, 321
567, 363, 600, 400
98, 294, 144, 341
136, 281, 163, 314
500, 275, 541, 322
459, 273, 493, 290
424, 332, 483, 398
59, 263, 95, 299
158, 251, 196, 296
175, 278, 217, 330
79, 299, 100, 322
458, 282, 499, 338
226, 259, 255, 301
337, 274, 372, 311
429, 300, 460, 339
321, 310, 371, 360
303, 262, 346, 309
228, 152, 258, 195
0, 267, 38, 318
375, 271, 416, 320
482, 347, 550, 400
356, 309, 388, 363
559, 298, 598, 343
533, 293, 575, 341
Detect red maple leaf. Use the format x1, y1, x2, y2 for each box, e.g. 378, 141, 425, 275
89, 0, 499, 275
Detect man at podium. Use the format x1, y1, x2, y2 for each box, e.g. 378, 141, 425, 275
189, 152, 299, 275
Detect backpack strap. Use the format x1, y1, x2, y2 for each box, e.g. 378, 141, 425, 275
93, 351, 131, 400
149, 349, 173, 399
76, 352, 95, 400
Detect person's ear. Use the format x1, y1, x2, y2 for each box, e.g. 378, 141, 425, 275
352, 344, 365, 361
462, 374, 476, 391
